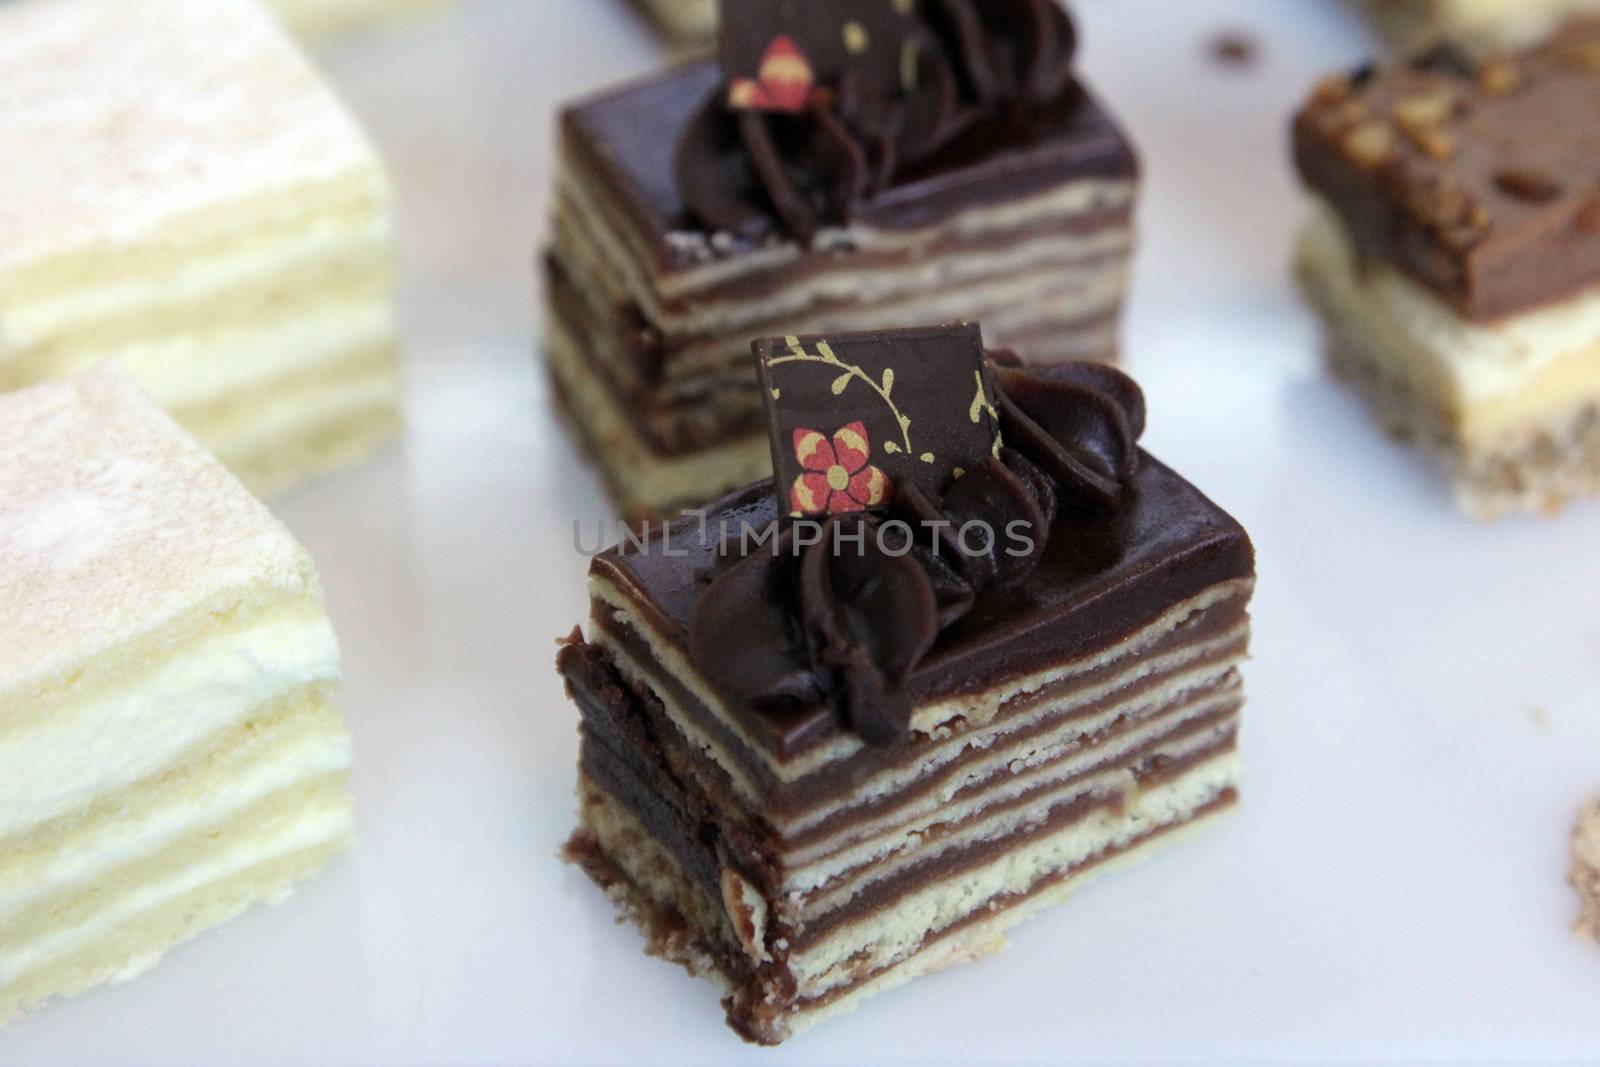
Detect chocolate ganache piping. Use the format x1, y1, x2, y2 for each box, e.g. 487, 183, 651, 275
674, 0, 1082, 247
686, 354, 1144, 747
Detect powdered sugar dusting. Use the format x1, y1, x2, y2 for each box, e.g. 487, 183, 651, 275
0, 369, 315, 698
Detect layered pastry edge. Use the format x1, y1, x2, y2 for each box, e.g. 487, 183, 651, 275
0, 370, 355, 1024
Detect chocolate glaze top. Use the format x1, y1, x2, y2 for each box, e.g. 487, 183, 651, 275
561, 60, 1136, 275
1293, 19, 1600, 321
590, 362, 1253, 762
676, 0, 1087, 247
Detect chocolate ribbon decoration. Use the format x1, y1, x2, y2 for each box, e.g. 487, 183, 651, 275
688, 358, 1145, 747
676, 0, 1082, 247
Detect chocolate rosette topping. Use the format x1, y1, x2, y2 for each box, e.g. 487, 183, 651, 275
676, 0, 1084, 247
930, 0, 1078, 105
686, 528, 827, 712
687, 355, 1146, 748
798, 515, 939, 745
992, 358, 1144, 508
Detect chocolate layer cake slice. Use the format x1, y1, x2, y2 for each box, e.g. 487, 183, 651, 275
1294, 21, 1600, 517
559, 326, 1254, 1044
545, 0, 1139, 522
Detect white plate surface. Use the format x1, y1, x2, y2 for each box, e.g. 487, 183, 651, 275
5, 1, 1600, 1063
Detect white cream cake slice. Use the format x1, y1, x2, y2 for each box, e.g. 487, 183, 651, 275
0, 368, 354, 1026
0, 0, 402, 497
268, 0, 450, 41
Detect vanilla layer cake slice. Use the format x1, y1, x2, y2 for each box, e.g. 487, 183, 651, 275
0, 0, 401, 498
0, 369, 354, 1025
559, 336, 1255, 1044
546, 0, 1138, 521
268, 0, 450, 41
1360, 0, 1600, 55
1294, 24, 1600, 518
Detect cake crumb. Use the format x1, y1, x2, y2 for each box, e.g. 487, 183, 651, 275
1572, 796, 1600, 943
1209, 30, 1258, 69
1530, 705, 1552, 732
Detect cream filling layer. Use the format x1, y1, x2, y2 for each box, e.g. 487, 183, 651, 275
197, 350, 401, 450
106, 299, 394, 413
0, 801, 350, 987
0, 614, 341, 841
1300, 206, 1600, 445
0, 726, 350, 923
1, 214, 393, 346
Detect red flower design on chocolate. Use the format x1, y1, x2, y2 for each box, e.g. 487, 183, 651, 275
790, 421, 889, 515
728, 34, 815, 112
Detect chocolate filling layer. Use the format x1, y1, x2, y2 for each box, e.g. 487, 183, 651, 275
564, 626, 1240, 937
590, 585, 1247, 830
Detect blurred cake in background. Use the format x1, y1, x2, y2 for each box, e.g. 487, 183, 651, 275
270, 0, 451, 41
0, 0, 402, 497
1359, 0, 1600, 55
1293, 20, 1600, 518
632, 0, 717, 42
544, 0, 1141, 522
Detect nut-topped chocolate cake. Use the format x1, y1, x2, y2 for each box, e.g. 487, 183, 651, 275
544, 0, 1140, 522
559, 325, 1254, 1044
1358, 0, 1600, 57
1294, 20, 1600, 517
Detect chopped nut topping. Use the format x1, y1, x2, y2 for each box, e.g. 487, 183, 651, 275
1342, 120, 1395, 167
1476, 57, 1520, 93
1402, 122, 1456, 160
1390, 90, 1458, 159
1392, 89, 1456, 127
1494, 169, 1564, 202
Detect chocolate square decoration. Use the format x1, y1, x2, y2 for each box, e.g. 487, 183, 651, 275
720, 0, 925, 113
754, 324, 1003, 517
